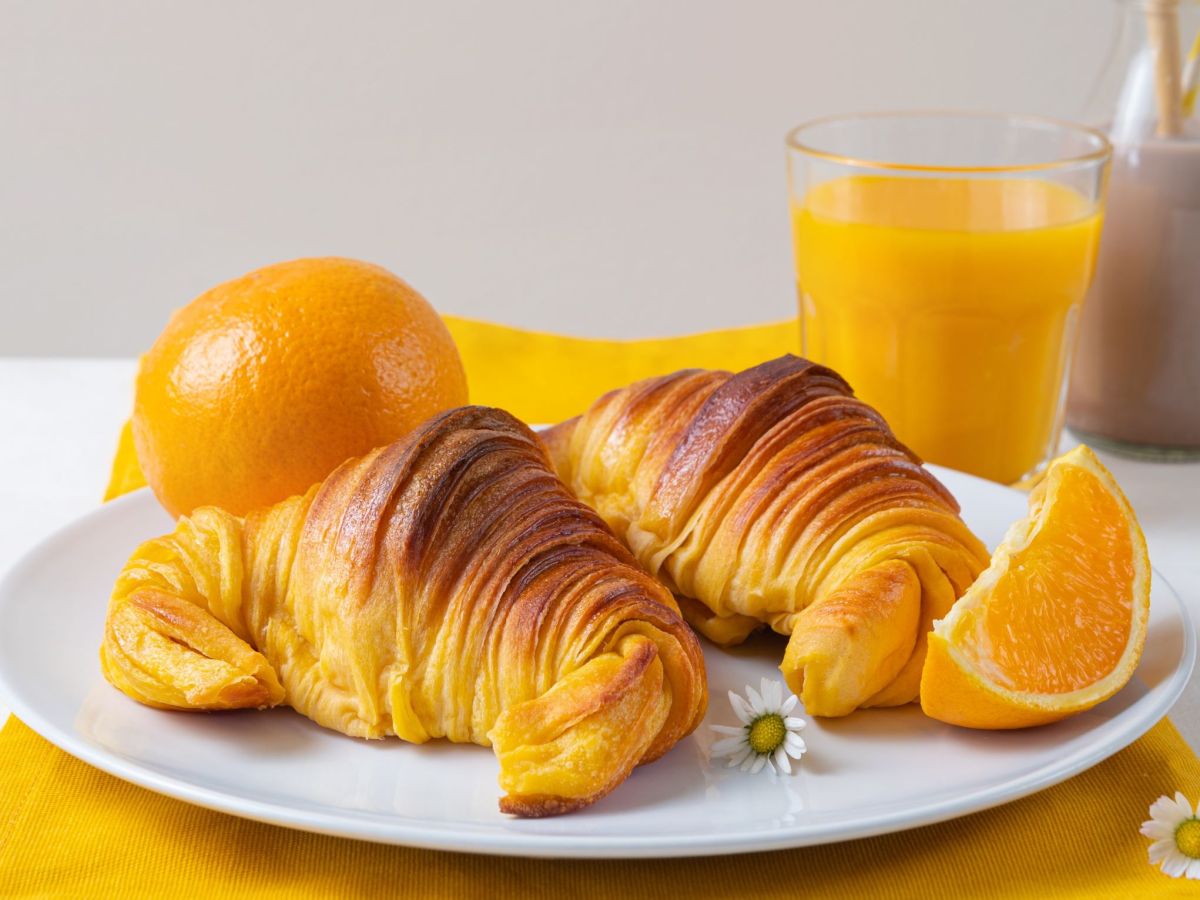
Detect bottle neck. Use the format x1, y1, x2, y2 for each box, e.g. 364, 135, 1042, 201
1085, 0, 1199, 142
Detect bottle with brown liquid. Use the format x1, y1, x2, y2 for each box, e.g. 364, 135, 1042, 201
1067, 0, 1200, 458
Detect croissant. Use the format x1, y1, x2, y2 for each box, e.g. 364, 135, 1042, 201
541, 356, 990, 718
100, 406, 707, 816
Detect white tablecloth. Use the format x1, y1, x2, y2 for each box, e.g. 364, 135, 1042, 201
1, 358, 1197, 749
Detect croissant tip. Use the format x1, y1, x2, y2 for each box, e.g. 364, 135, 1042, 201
498, 793, 594, 818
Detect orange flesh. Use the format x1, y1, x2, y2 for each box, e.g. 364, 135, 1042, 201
953, 465, 1135, 694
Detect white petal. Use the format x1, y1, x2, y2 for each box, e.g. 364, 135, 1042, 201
784, 717, 806, 730
712, 736, 748, 753
711, 737, 747, 757
745, 684, 766, 716
1162, 852, 1190, 878
727, 747, 752, 769
764, 678, 782, 710
728, 691, 754, 725
773, 746, 792, 774
1174, 792, 1197, 819
1141, 820, 1175, 840
740, 752, 758, 772
1149, 794, 1185, 825
710, 724, 746, 736
1187, 859, 1200, 880
785, 732, 807, 755
1149, 839, 1177, 863
749, 755, 767, 775
780, 694, 799, 715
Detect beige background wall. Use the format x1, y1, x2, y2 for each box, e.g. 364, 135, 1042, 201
1, 0, 1110, 355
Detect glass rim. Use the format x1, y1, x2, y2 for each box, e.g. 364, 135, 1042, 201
785, 110, 1112, 174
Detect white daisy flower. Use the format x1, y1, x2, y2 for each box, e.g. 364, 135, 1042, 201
1141, 792, 1200, 879
710, 677, 806, 775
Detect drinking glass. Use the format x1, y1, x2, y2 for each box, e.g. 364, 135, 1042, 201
787, 112, 1110, 484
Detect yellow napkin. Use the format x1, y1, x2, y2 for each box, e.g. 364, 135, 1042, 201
3, 316, 1195, 898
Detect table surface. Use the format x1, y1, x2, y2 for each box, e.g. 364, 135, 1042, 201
1, 358, 1198, 754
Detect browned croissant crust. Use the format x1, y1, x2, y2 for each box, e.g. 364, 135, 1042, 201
100, 406, 707, 816
541, 356, 990, 717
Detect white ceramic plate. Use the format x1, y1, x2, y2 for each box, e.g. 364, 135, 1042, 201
0, 469, 1192, 859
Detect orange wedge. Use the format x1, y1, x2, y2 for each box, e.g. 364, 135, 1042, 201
920, 445, 1150, 729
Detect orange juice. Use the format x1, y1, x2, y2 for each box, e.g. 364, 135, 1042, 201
792, 176, 1102, 484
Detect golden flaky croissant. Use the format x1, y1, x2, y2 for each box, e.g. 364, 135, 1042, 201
100, 406, 707, 816
542, 356, 990, 718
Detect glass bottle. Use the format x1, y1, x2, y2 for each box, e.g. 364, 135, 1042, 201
1066, 0, 1200, 458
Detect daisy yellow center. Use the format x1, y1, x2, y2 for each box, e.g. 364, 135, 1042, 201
747, 713, 786, 755
1176, 819, 1200, 859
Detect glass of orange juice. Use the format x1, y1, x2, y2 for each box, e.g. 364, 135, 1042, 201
787, 112, 1110, 484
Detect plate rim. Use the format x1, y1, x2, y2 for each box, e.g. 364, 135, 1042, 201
0, 478, 1194, 859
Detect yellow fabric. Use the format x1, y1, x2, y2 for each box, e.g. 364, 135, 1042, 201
445, 315, 801, 423
103, 419, 147, 501
3, 314, 1192, 897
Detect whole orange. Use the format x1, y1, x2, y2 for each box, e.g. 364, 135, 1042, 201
133, 257, 468, 518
